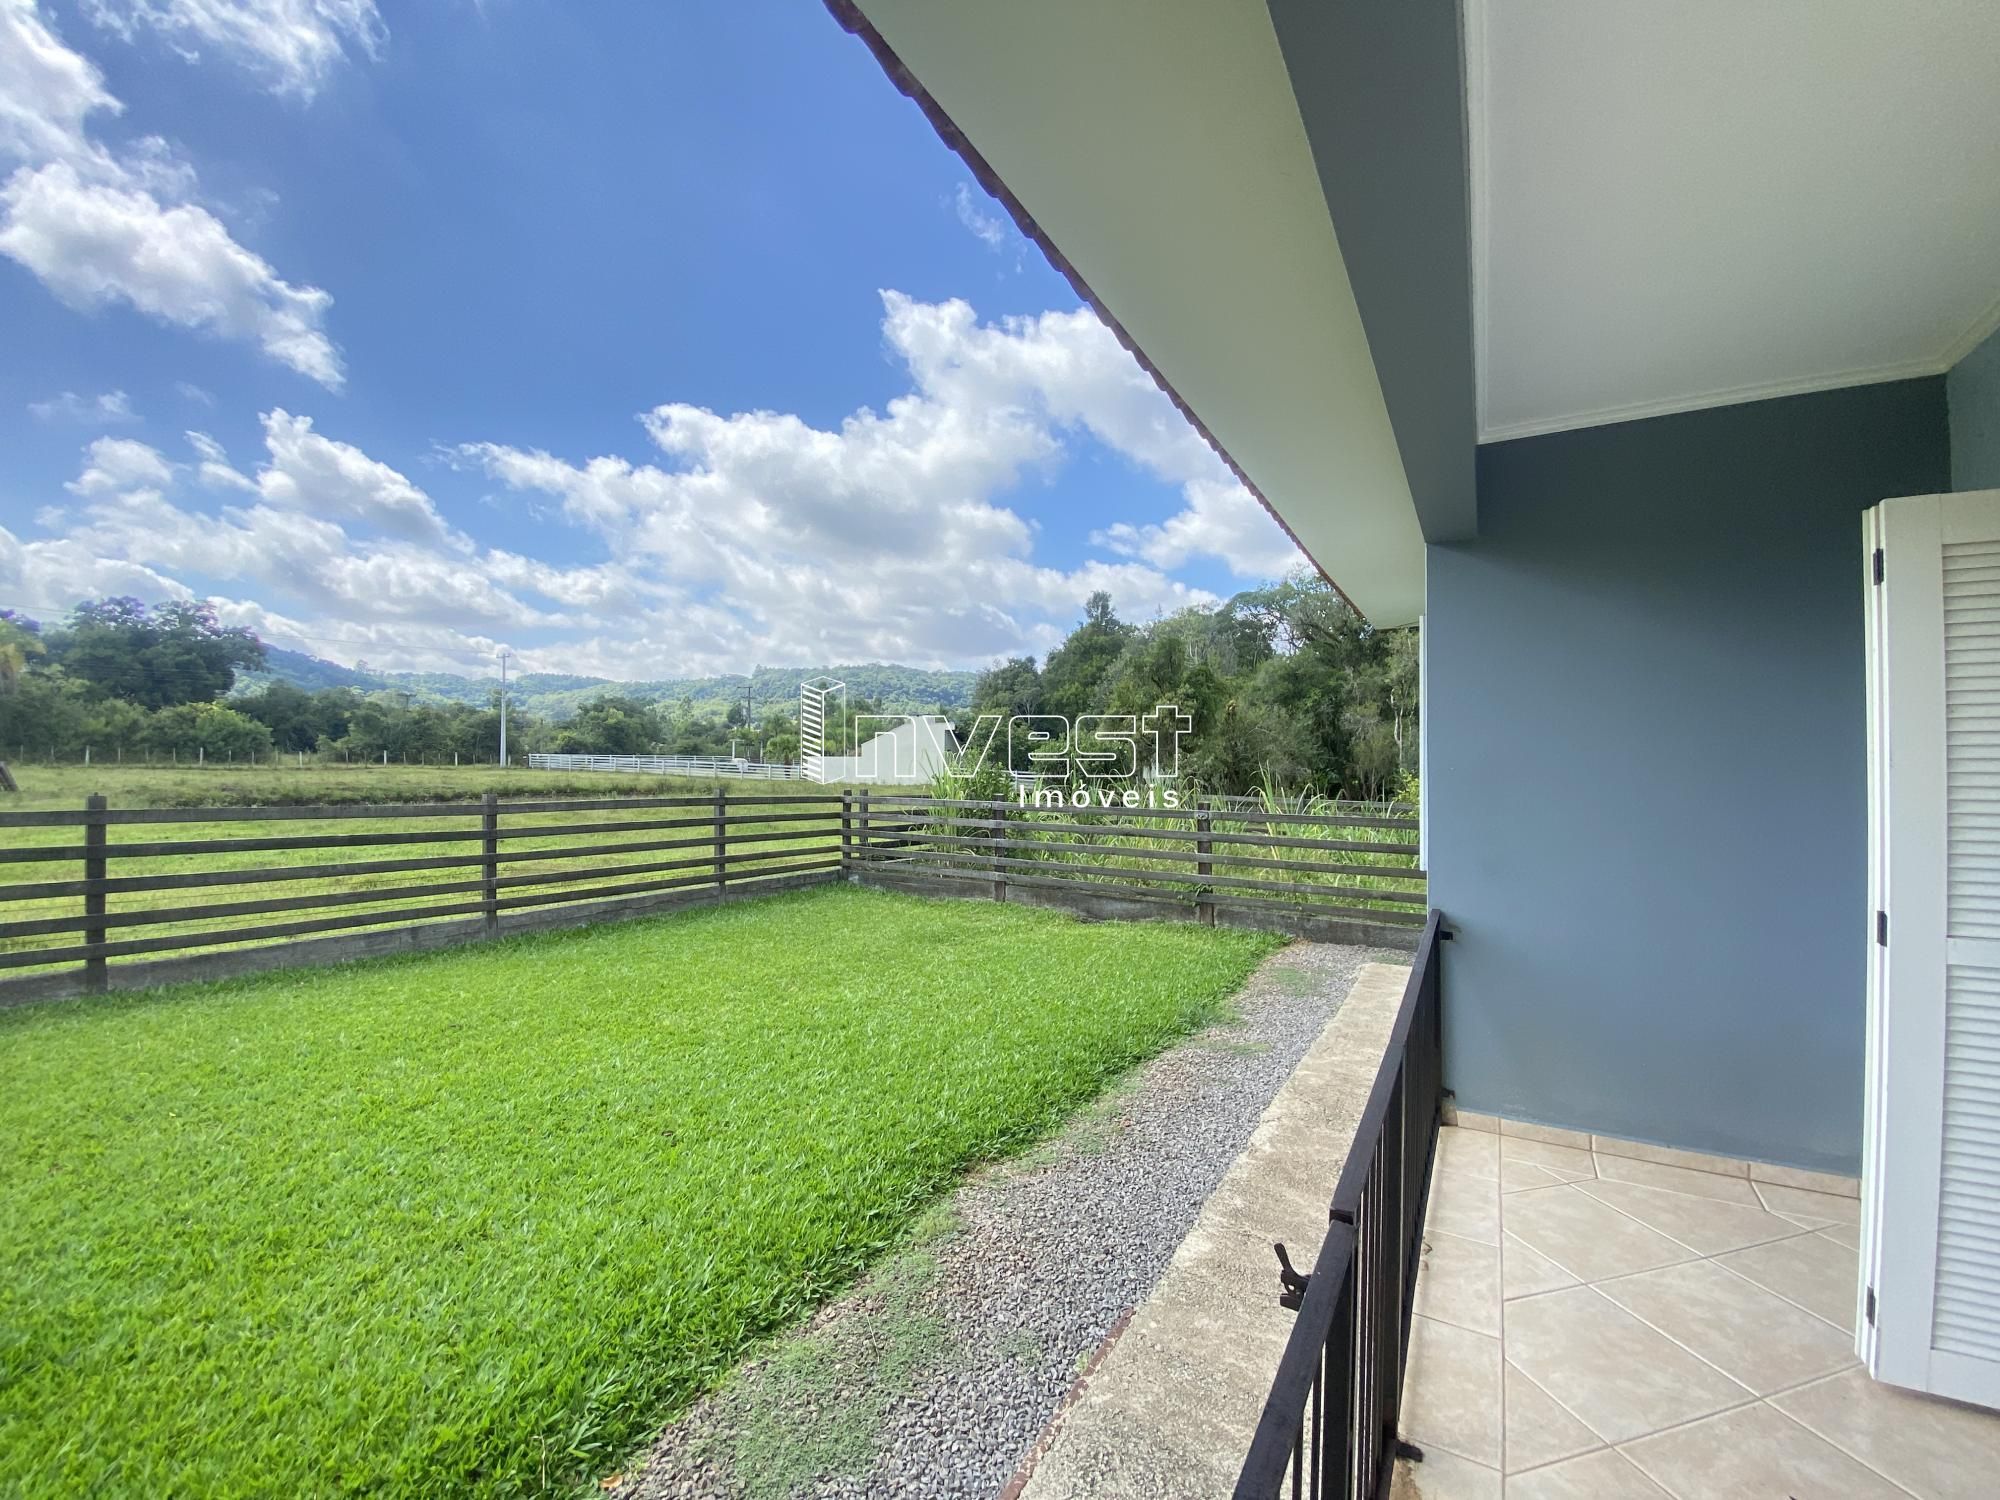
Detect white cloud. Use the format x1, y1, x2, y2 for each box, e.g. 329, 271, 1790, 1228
951, 181, 1012, 256
66, 434, 178, 495
14, 294, 1293, 679
28, 387, 137, 423
175, 379, 215, 405
0, 0, 121, 167
1093, 477, 1304, 581
0, 2, 344, 386
254, 410, 457, 545
79, 0, 384, 99
1, 163, 343, 387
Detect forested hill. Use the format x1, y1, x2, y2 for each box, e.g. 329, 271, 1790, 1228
240, 649, 978, 719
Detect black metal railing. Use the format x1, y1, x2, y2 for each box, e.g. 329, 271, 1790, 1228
1234, 909, 1446, 1500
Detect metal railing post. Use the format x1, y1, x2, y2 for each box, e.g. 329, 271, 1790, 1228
480, 792, 499, 937
83, 793, 107, 994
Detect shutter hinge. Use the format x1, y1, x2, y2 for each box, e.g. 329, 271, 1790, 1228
1876, 910, 1888, 947
1866, 1286, 1877, 1326
1873, 547, 1885, 585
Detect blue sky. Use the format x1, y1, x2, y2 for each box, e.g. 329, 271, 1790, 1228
0, 0, 1301, 679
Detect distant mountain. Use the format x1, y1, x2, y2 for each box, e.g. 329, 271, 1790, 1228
240, 649, 980, 719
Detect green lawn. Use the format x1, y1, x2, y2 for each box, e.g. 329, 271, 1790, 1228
0, 885, 1278, 1498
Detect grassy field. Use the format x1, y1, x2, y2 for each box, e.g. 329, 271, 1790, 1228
0, 884, 1280, 1498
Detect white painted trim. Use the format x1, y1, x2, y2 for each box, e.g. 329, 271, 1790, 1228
1938, 289, 2000, 371
1477, 354, 1950, 445
1462, 0, 1491, 454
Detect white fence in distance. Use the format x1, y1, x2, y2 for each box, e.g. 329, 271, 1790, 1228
526, 752, 805, 781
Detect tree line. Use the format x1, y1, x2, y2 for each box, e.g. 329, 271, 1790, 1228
0, 600, 891, 766
0, 576, 1418, 798
962, 578, 1417, 800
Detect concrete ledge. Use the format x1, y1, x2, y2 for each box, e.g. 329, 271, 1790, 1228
1017, 961, 1413, 1499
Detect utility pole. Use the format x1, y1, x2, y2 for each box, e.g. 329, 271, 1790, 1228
497, 648, 511, 767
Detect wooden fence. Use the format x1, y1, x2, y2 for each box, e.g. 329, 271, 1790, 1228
0, 791, 1424, 1002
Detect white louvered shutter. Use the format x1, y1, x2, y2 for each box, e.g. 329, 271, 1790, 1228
1862, 491, 2000, 1408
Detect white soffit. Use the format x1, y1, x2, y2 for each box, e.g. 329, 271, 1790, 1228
848, 0, 1426, 624
1470, 0, 2000, 443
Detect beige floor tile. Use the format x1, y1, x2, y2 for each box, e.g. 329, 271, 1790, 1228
1622, 1402, 1910, 1499
1500, 1119, 1595, 1151
1416, 1228, 1502, 1337
1503, 1232, 1579, 1300
1753, 1180, 1861, 1227
1816, 1221, 1861, 1251
1592, 1135, 1750, 1178
1501, 1158, 1572, 1195
1502, 1287, 1751, 1444
1748, 1160, 1860, 1199
1773, 1368, 2000, 1500
1391, 1445, 1502, 1499
1402, 1313, 1503, 1467
1502, 1185, 1697, 1284
1574, 1177, 1811, 1256
1500, 1136, 1596, 1182
1453, 1109, 1502, 1135
1716, 1232, 1859, 1331
1429, 1164, 1501, 1246
1593, 1259, 1858, 1395
1438, 1126, 1501, 1182
1593, 1153, 1762, 1205
1504, 1361, 1599, 1474
1505, 1449, 1671, 1499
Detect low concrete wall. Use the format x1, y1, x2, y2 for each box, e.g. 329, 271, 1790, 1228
1015, 961, 1413, 1499
853, 867, 1423, 951
0, 870, 842, 1008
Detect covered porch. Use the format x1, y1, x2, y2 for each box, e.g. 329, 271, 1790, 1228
827, 0, 2000, 1492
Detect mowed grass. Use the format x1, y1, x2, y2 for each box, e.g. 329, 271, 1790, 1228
0, 884, 1279, 1498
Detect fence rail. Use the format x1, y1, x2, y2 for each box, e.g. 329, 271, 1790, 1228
1234, 910, 1445, 1500
0, 791, 1425, 1002
526, 752, 806, 780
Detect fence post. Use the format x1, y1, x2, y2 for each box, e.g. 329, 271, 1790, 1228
989, 798, 1007, 903
480, 791, 499, 937
857, 787, 870, 880
1196, 807, 1215, 926
839, 789, 853, 879
83, 793, 107, 994
713, 787, 727, 902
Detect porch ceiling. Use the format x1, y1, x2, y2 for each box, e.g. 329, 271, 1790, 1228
831, 0, 1430, 626
1470, 0, 2000, 441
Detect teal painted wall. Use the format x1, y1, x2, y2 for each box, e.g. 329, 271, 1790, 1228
1427, 379, 1950, 1173
1951, 325, 2000, 491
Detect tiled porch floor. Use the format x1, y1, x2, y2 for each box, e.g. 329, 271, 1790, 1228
1395, 1121, 2000, 1498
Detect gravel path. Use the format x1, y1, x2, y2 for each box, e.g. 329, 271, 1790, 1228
612, 939, 1391, 1500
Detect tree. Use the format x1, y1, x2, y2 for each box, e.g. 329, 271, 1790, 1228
1039, 592, 1132, 721
144, 703, 273, 760
554, 695, 664, 755
46, 598, 265, 708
